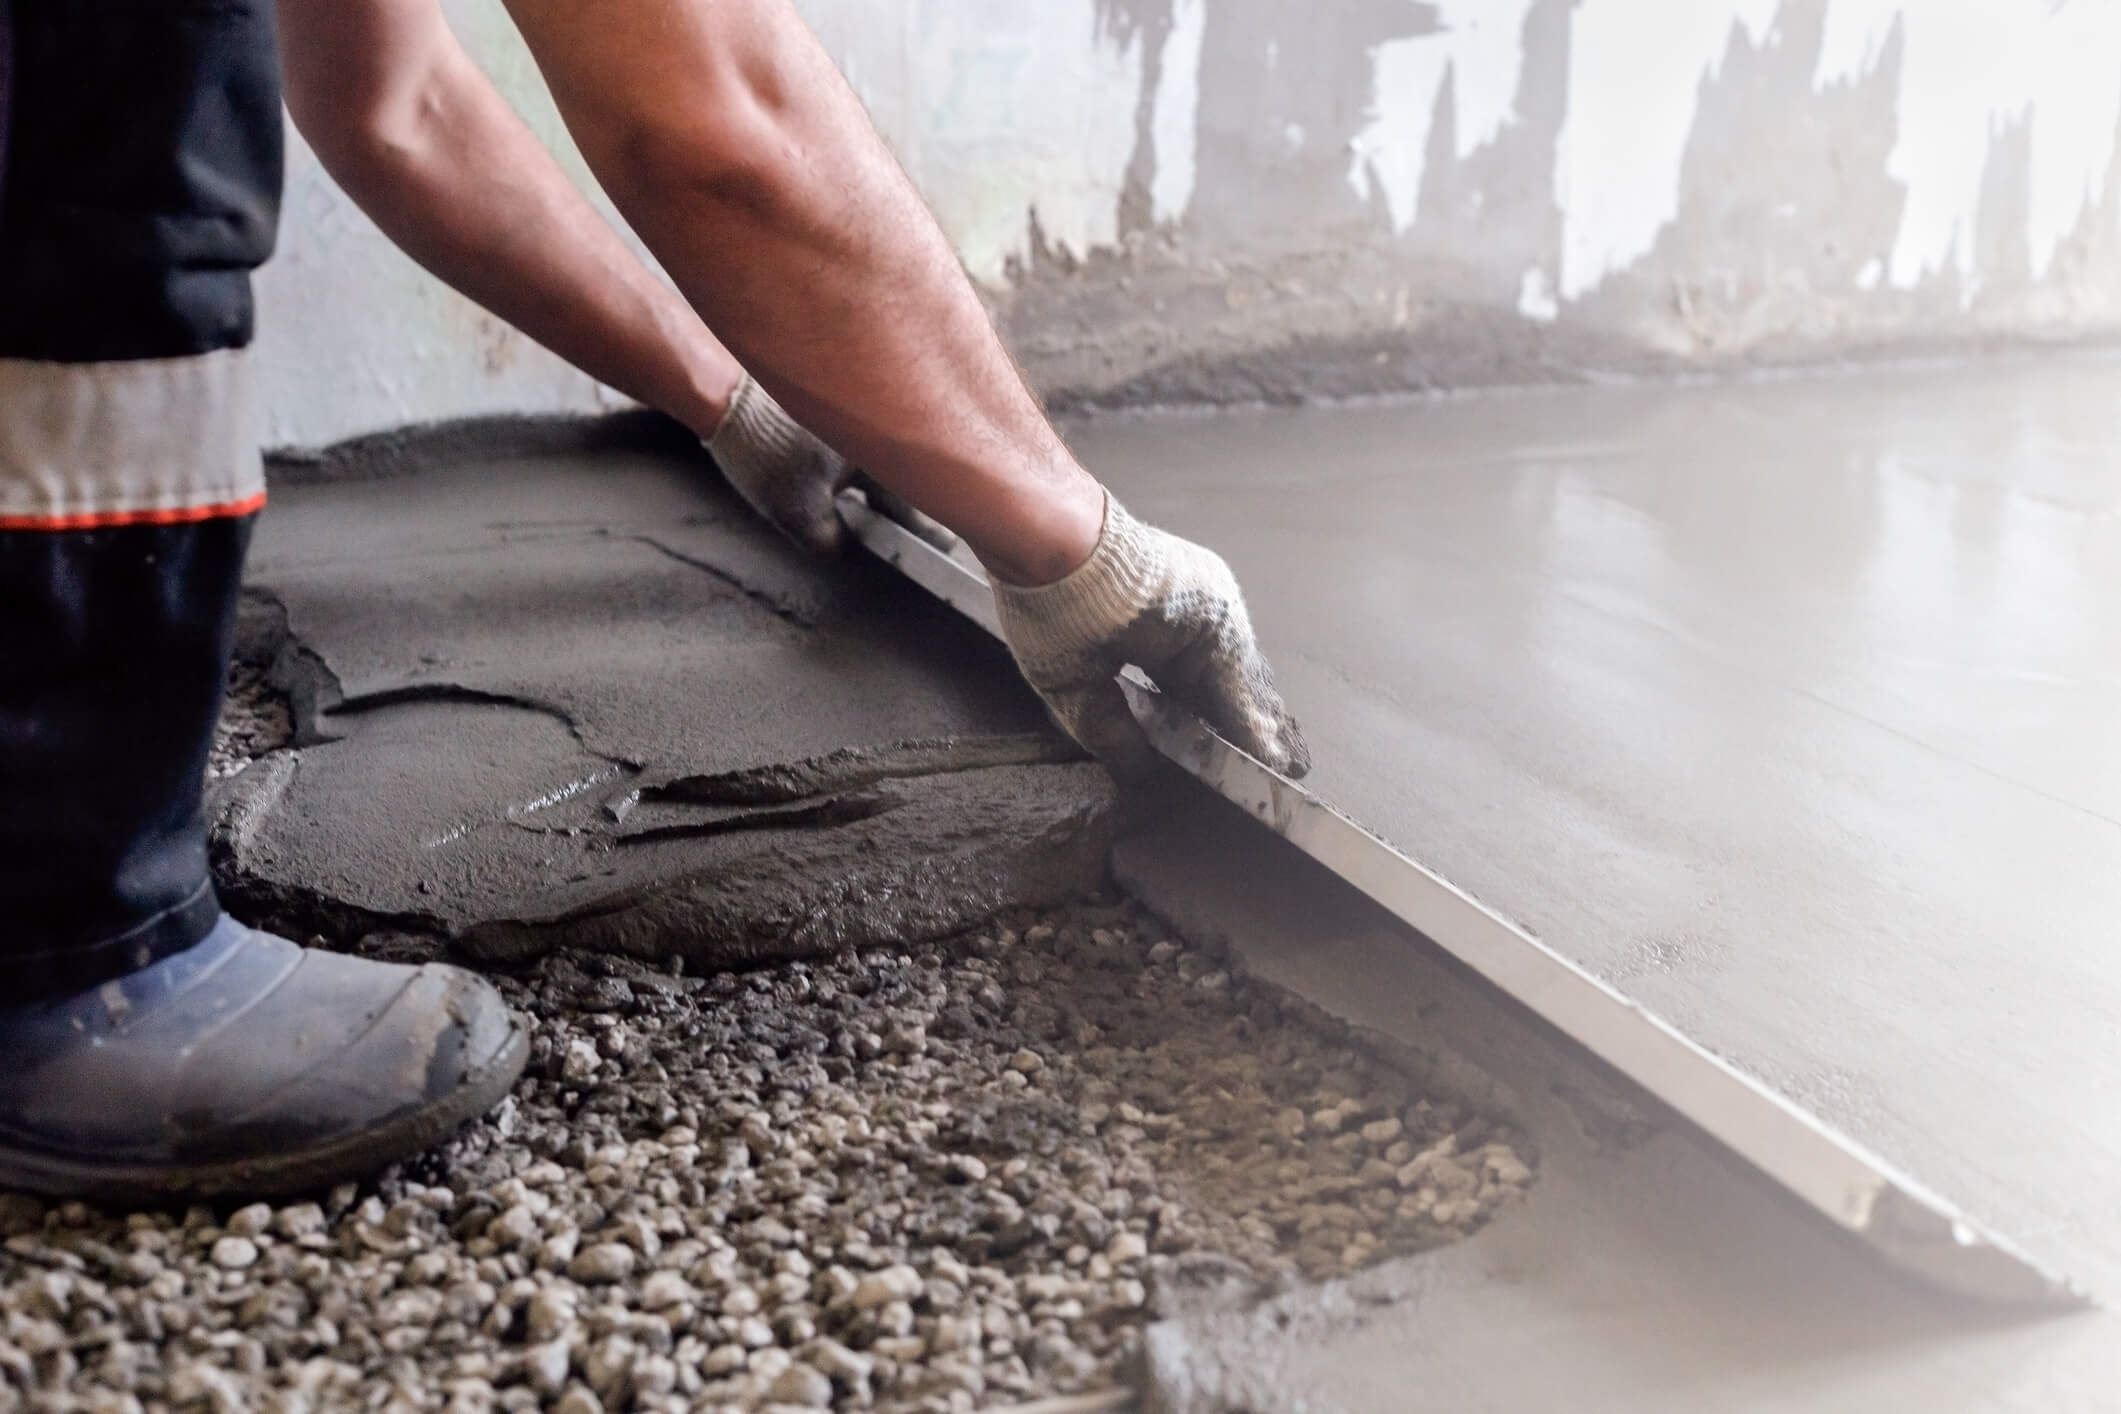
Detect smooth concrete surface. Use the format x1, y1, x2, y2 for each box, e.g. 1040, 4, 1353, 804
261, 1, 2121, 445
1116, 784, 2121, 1414
1074, 352, 2121, 1298
221, 442, 1113, 966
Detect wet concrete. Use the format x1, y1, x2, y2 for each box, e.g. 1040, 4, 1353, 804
216, 443, 1113, 966
1116, 782, 2121, 1414
1072, 351, 2121, 1297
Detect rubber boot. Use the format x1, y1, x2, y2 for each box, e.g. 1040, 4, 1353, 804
0, 916, 529, 1204
0, 517, 532, 1203
0, 0, 528, 1203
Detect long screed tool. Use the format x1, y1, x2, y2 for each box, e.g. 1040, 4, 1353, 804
837, 488, 2081, 1308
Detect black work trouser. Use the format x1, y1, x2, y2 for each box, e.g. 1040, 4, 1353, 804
0, 0, 283, 1000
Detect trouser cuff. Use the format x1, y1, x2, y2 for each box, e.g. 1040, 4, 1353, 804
0, 882, 222, 1004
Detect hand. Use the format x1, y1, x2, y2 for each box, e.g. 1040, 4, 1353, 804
706, 373, 956, 557
992, 493, 1312, 781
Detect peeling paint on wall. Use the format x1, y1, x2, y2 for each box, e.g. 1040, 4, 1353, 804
1151, 0, 1208, 225
1815, 0, 2121, 291
807, 0, 1144, 284
1348, 0, 1540, 234
1554, 0, 1780, 300
1349, 0, 2121, 312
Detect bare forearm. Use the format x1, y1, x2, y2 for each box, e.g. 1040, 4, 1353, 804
279, 0, 741, 438
498, 0, 1103, 583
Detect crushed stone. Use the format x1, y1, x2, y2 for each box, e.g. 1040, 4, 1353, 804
206, 661, 294, 783
0, 906, 1531, 1411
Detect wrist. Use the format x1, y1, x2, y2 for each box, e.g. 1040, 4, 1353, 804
978, 477, 1108, 587
681, 366, 747, 442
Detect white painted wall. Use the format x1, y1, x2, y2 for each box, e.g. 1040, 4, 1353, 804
258, 0, 2121, 446
255, 0, 630, 447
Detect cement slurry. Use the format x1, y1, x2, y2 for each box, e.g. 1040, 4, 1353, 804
1069, 352, 2121, 1297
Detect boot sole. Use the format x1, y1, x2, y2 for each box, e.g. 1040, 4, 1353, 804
0, 1016, 531, 1207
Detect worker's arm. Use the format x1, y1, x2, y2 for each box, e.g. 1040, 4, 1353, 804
280, 0, 949, 556
277, 0, 743, 441
496, 0, 1309, 777
493, 0, 1102, 586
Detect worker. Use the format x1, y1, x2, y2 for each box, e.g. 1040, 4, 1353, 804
0, 0, 1310, 1200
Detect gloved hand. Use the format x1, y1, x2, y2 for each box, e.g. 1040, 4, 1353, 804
706, 372, 956, 557
992, 493, 1312, 781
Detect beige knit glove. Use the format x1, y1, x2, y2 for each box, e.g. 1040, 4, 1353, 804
993, 494, 1312, 780
707, 373, 955, 557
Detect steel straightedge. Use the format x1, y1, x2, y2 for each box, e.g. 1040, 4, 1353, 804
837, 490, 2080, 1308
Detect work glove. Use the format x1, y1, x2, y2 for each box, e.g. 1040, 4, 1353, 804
992, 493, 1312, 781
706, 372, 955, 557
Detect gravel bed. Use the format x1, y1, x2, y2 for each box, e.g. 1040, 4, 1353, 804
1, 667, 1539, 1411
0, 906, 1529, 1412
207, 662, 294, 783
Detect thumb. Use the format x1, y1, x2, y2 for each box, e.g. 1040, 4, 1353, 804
781, 469, 853, 557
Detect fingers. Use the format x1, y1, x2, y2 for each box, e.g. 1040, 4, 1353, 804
1210, 665, 1312, 779
1036, 678, 1161, 782
1184, 665, 1313, 778
772, 473, 851, 557
705, 442, 848, 556
1157, 623, 1314, 779
852, 473, 960, 553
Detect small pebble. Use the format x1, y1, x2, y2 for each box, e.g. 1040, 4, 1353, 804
568, 1243, 636, 1284
637, 1270, 693, 1310
224, 1204, 272, 1239
850, 1265, 923, 1310
210, 1237, 258, 1271
766, 1362, 834, 1407
524, 1342, 572, 1396
561, 1039, 602, 1084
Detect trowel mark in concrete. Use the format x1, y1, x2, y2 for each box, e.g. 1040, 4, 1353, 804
211, 692, 1119, 977
634, 733, 1085, 809
451, 762, 1118, 972
216, 576, 1121, 986
611, 790, 906, 845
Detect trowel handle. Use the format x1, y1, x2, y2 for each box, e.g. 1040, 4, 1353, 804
834, 489, 1283, 783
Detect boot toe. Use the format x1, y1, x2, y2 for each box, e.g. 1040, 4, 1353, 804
0, 920, 529, 1202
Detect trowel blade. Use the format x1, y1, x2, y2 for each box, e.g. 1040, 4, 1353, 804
835, 489, 2085, 1308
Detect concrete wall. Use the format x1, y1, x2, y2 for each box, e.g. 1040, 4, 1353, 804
258, 0, 2121, 446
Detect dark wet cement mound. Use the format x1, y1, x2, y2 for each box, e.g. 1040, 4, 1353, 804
211, 442, 1116, 968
